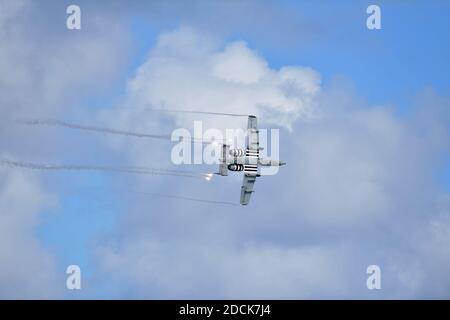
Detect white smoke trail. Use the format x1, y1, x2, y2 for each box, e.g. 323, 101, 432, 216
133, 191, 238, 206
18, 119, 219, 144
131, 166, 214, 179
52, 187, 237, 207
20, 119, 171, 139
143, 108, 250, 117
0, 158, 204, 179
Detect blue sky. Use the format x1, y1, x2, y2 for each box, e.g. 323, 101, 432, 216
1, 0, 450, 299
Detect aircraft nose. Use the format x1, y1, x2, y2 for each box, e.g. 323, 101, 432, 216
280, 161, 286, 166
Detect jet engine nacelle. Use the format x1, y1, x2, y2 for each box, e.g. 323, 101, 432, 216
229, 149, 245, 157
228, 164, 244, 171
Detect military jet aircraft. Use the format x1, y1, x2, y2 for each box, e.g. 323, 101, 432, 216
217, 115, 285, 205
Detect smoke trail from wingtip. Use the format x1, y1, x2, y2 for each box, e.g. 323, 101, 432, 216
133, 191, 238, 206
19, 119, 172, 140
132, 166, 214, 179
57, 187, 237, 207
0, 158, 204, 180
145, 108, 249, 117
18, 119, 221, 144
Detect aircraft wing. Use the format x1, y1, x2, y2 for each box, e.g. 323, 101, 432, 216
240, 115, 259, 205
247, 115, 259, 151
240, 174, 256, 205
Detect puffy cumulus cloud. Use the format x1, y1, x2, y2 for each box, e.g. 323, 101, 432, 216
0, 0, 129, 298
279, 108, 417, 229
95, 239, 354, 299
0, 0, 128, 124
93, 62, 450, 297
0, 167, 61, 298
0, 0, 60, 299
211, 41, 269, 85
275, 85, 449, 231
217, 245, 353, 299
92, 24, 450, 301
100, 27, 320, 178
258, 88, 450, 298
0, 0, 129, 168
0, 1, 438, 298
1, 2, 447, 297
105, 27, 320, 137
400, 195, 450, 298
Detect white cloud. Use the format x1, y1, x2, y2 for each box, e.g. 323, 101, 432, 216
95, 65, 450, 298
107, 27, 320, 136
100, 26, 321, 175
90, 25, 450, 299
276, 85, 449, 230
95, 239, 353, 299
211, 41, 269, 84
0, 0, 129, 298
2, 2, 450, 298
0, 0, 128, 123
0, 167, 61, 298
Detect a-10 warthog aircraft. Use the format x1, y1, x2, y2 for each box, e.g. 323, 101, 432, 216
217, 115, 285, 205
